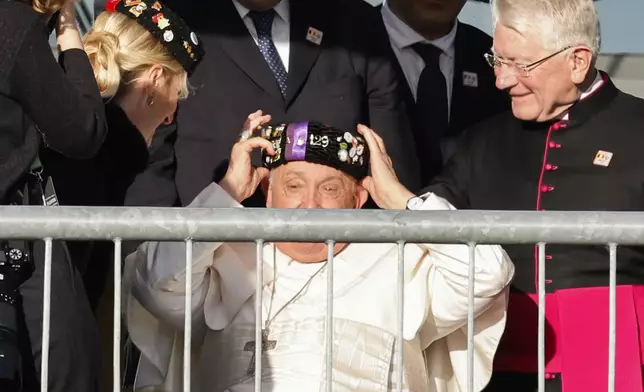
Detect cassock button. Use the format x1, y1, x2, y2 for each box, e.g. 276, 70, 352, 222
548, 141, 562, 149
545, 164, 559, 171
546, 255, 553, 260
545, 373, 557, 380
552, 122, 567, 131
540, 185, 555, 192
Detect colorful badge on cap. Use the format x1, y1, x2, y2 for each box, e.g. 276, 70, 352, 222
306, 27, 323, 45
260, 121, 369, 180
593, 150, 613, 167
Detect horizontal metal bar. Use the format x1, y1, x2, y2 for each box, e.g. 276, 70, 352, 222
1, 206, 644, 244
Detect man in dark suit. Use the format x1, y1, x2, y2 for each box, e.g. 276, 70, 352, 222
377, 0, 509, 187
125, 0, 422, 209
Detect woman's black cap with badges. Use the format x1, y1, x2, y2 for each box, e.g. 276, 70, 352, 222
260, 121, 370, 180
104, 0, 205, 76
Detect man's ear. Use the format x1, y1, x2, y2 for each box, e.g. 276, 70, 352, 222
570, 46, 593, 85
354, 184, 369, 209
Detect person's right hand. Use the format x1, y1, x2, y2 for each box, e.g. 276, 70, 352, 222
218, 110, 274, 202
56, 2, 83, 51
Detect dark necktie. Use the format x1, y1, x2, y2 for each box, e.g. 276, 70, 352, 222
410, 43, 448, 184
248, 10, 288, 97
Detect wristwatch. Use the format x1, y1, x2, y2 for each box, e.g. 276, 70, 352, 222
405, 195, 426, 210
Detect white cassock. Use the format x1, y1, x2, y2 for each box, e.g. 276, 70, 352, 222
124, 183, 515, 392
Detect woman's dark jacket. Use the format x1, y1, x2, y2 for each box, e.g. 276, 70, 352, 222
0, 1, 107, 203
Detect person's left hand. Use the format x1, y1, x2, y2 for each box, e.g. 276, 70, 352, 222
357, 124, 414, 210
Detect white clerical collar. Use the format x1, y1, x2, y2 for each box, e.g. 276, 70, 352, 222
233, 0, 290, 24
580, 70, 604, 100
562, 70, 604, 120
381, 0, 456, 59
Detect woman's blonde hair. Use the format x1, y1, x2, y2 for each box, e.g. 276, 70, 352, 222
31, 0, 66, 14
83, 11, 189, 100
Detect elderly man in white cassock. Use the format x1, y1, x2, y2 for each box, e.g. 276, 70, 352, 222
124, 111, 515, 392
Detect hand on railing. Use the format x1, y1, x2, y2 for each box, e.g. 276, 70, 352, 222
219, 110, 275, 202
357, 124, 414, 210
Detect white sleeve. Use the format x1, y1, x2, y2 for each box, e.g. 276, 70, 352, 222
415, 193, 515, 345
128, 182, 252, 331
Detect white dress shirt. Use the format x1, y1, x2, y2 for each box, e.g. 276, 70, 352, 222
233, 0, 291, 72
381, 0, 456, 116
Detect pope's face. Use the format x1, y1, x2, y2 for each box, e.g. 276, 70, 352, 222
266, 161, 368, 263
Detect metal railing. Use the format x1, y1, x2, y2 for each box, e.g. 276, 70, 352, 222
2, 206, 642, 392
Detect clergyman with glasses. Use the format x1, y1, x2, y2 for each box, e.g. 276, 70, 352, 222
417, 0, 644, 391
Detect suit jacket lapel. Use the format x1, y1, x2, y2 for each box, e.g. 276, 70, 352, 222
285, 0, 324, 107
214, 1, 283, 101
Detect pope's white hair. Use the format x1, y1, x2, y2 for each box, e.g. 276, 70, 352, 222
491, 0, 600, 62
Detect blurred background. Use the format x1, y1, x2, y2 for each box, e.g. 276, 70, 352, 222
61, 0, 644, 98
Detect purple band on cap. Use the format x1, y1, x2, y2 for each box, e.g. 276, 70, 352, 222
285, 122, 309, 161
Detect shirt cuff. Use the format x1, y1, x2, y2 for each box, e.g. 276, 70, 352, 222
416, 192, 457, 211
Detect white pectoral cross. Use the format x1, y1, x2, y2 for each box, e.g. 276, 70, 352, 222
243, 329, 277, 376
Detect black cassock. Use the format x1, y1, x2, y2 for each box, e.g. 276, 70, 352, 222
424, 72, 644, 392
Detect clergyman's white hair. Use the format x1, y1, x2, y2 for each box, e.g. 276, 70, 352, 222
491, 0, 601, 60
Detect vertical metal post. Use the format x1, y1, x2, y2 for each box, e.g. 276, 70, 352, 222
325, 241, 335, 392
183, 239, 193, 392
40, 238, 53, 392
255, 240, 264, 392
467, 243, 476, 392
608, 243, 617, 392
537, 243, 546, 392
396, 241, 405, 392
113, 238, 122, 392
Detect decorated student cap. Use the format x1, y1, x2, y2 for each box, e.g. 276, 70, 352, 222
104, 0, 205, 76
260, 121, 370, 180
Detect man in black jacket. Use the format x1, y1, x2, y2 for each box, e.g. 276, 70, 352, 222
414, 0, 644, 390
377, 0, 508, 186
125, 0, 422, 209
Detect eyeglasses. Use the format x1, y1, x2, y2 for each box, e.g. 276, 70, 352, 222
484, 46, 572, 77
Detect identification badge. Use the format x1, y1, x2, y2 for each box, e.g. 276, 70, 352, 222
306, 27, 323, 45
593, 150, 613, 167
463, 71, 478, 88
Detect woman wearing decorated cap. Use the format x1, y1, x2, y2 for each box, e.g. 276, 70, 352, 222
41, 0, 205, 310
45, 0, 205, 209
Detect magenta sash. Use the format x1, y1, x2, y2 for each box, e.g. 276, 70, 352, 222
494, 286, 644, 391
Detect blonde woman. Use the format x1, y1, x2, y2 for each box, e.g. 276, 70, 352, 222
40, 0, 204, 340
47, 0, 204, 208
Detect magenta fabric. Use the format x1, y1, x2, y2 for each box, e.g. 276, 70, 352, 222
494, 286, 644, 391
